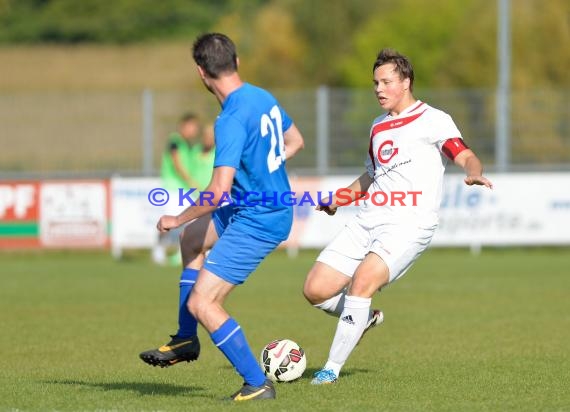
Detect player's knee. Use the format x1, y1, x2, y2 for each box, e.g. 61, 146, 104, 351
187, 294, 203, 320
302, 279, 322, 305
180, 226, 203, 254
302, 285, 315, 304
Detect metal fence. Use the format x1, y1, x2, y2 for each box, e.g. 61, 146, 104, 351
1, 87, 568, 178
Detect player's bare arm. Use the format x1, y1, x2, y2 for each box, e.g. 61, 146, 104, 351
283, 124, 305, 160
453, 149, 493, 189
316, 172, 374, 215
171, 149, 199, 188
157, 166, 235, 232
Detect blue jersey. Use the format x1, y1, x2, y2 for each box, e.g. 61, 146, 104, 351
213, 83, 293, 240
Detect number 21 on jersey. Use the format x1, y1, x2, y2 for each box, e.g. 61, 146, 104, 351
261, 105, 285, 173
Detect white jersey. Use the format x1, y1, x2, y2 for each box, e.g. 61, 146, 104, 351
358, 100, 463, 227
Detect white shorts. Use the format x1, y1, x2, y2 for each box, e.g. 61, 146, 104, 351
317, 218, 435, 283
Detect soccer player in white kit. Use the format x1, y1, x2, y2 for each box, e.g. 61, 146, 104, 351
304, 48, 493, 384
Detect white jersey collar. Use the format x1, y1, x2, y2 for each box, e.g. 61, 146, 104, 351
386, 100, 425, 119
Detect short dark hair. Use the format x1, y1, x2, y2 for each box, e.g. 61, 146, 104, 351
192, 33, 238, 78
180, 112, 198, 123
373, 48, 414, 91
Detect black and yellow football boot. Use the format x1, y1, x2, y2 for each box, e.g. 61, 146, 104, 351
230, 379, 276, 401
139, 335, 200, 367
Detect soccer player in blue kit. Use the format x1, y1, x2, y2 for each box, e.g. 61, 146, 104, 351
139, 33, 305, 401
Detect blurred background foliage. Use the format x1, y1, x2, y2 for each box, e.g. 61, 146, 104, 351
0, 0, 568, 89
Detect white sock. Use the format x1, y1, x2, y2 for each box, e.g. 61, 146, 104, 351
313, 289, 347, 317
324, 295, 371, 377
314, 290, 375, 321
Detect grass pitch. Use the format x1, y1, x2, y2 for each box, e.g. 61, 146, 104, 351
1, 248, 569, 411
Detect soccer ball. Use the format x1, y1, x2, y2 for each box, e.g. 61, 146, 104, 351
259, 339, 307, 382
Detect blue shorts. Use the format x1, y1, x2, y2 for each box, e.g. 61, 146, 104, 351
203, 205, 287, 285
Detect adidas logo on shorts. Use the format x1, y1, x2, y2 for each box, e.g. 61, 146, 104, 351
341, 314, 355, 325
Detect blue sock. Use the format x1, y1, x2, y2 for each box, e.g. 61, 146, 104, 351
176, 268, 198, 338
211, 318, 266, 387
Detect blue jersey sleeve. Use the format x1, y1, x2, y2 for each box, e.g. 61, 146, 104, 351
281, 105, 293, 133
213, 116, 247, 169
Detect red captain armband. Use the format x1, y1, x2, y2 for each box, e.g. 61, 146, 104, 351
441, 138, 469, 160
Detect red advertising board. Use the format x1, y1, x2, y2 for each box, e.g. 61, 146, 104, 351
0, 181, 41, 248
0, 180, 109, 249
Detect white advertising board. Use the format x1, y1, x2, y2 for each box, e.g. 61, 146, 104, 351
40, 181, 108, 247
111, 177, 163, 252
110, 174, 570, 253
434, 173, 570, 246
286, 173, 570, 248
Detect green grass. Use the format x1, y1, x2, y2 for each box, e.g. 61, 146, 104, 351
1, 248, 569, 411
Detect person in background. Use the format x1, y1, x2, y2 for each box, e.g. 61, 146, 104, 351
189, 122, 216, 194
152, 113, 201, 265
163, 122, 217, 266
